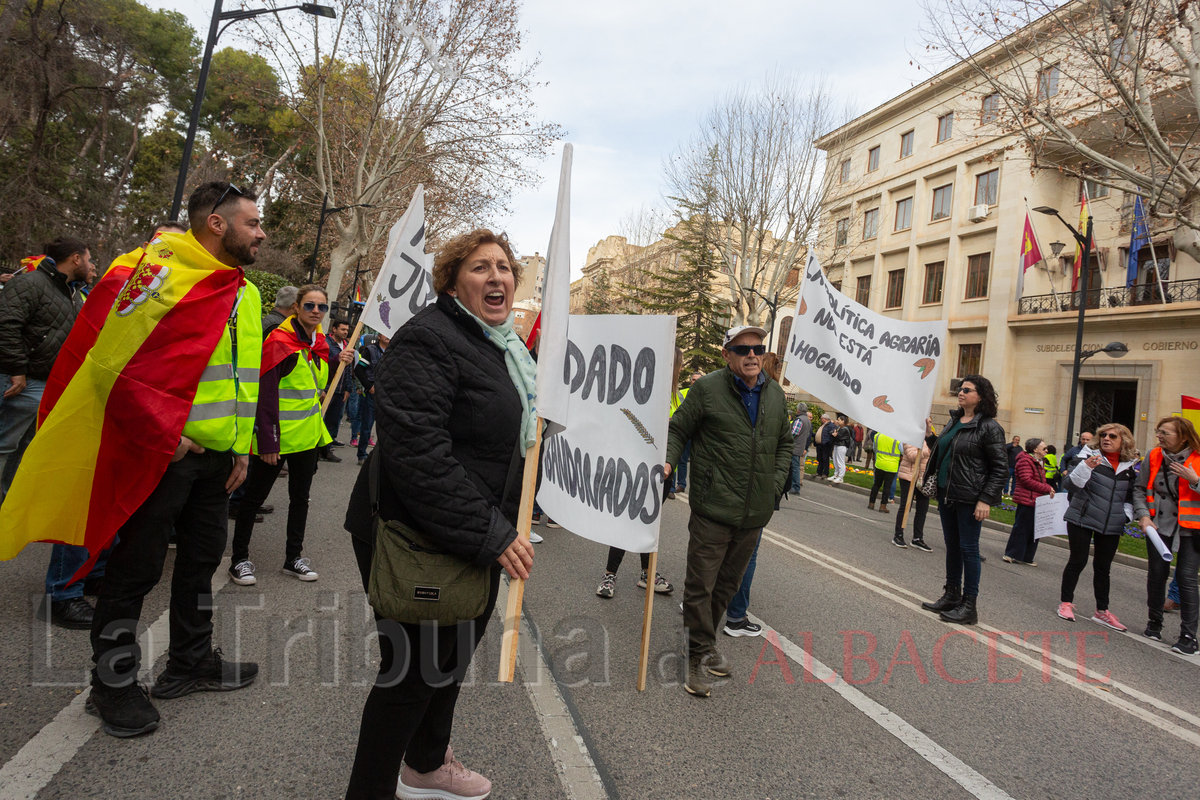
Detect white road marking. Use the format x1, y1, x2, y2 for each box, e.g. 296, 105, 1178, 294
0, 559, 232, 800
498, 577, 608, 800
746, 614, 1017, 800
760, 530, 1200, 746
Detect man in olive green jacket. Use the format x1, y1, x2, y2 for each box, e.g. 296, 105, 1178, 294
665, 326, 792, 697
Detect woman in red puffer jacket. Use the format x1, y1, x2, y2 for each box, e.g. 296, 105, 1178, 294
1004, 438, 1055, 565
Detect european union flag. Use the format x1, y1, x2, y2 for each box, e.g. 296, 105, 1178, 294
1126, 196, 1149, 288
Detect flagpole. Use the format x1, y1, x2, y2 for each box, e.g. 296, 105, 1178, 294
498, 418, 543, 683
1146, 234, 1168, 304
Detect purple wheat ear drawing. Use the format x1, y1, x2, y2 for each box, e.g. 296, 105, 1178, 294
378, 299, 391, 328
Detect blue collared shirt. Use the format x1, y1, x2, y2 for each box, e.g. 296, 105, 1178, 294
734, 371, 767, 426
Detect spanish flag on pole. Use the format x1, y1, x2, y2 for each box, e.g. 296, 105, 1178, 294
1072, 188, 1095, 293
1183, 395, 1200, 428
0, 232, 244, 580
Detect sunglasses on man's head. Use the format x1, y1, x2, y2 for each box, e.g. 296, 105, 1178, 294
210, 183, 246, 216
302, 301, 330, 313
727, 344, 767, 356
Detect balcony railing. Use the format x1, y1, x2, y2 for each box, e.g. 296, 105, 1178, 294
1017, 278, 1200, 315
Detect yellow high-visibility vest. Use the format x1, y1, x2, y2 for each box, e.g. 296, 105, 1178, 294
873, 433, 902, 472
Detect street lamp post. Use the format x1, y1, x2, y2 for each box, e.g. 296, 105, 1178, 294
307, 194, 375, 283
169, 2, 336, 221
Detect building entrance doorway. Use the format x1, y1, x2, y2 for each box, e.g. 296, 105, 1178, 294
1081, 380, 1138, 436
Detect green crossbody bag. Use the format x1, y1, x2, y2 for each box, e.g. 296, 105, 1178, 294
366, 438, 521, 626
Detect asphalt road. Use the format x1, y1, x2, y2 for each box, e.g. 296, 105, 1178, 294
2, 446, 1199, 800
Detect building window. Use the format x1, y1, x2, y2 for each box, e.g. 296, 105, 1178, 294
1037, 65, 1060, 101
895, 197, 913, 231
785, 266, 800, 287
981, 93, 1000, 124
840, 159, 851, 184
957, 343, 982, 377
863, 208, 879, 239
923, 261, 944, 304
931, 184, 953, 220
899, 130, 914, 159
885, 269, 905, 309
868, 146, 880, 172
937, 112, 954, 142
965, 253, 990, 299
1080, 168, 1110, 200
835, 217, 849, 246
974, 169, 999, 206
856, 275, 872, 306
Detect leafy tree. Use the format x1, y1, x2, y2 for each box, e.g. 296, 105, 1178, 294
584, 268, 612, 315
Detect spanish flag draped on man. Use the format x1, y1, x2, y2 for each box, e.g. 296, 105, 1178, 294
0, 182, 267, 739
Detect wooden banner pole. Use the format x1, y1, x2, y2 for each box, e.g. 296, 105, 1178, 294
498, 417, 543, 683
320, 319, 364, 416
899, 450, 922, 533
636, 549, 658, 692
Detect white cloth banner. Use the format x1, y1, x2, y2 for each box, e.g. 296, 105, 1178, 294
536, 314, 676, 553
360, 185, 435, 336
1033, 493, 1070, 539
783, 252, 948, 445
534, 145, 573, 437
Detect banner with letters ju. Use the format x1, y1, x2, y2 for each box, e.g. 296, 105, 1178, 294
360, 185, 435, 336
536, 314, 676, 553
783, 252, 948, 446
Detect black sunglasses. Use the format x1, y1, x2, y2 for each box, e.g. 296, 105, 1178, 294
728, 344, 767, 356
302, 301, 330, 313
210, 183, 246, 216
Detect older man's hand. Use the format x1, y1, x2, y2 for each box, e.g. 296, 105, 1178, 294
663, 464, 673, 479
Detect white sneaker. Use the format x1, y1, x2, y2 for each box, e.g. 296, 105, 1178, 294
228, 560, 256, 585
282, 557, 318, 581
528, 531, 544, 544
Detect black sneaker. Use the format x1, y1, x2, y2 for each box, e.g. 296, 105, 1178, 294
910, 539, 933, 552
282, 557, 318, 581
892, 534, 908, 549
37, 596, 94, 630
723, 618, 762, 637
86, 682, 160, 738
330, 439, 346, 448
150, 648, 258, 699
1143, 623, 1163, 642
1172, 636, 1199, 656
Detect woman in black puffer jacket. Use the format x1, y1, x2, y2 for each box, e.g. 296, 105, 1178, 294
921, 374, 1007, 625
343, 229, 536, 800
1056, 422, 1138, 632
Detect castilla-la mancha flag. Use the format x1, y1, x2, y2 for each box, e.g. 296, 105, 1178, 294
0, 232, 249, 582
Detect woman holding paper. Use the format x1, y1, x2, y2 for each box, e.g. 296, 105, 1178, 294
1057, 423, 1138, 631
1003, 438, 1055, 566
342, 230, 535, 800
920, 375, 1007, 625
1134, 416, 1200, 655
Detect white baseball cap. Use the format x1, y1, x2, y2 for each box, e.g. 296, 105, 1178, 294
723, 325, 769, 348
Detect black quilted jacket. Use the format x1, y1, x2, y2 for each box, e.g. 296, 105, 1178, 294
0, 263, 83, 379
927, 409, 1008, 506
344, 293, 523, 565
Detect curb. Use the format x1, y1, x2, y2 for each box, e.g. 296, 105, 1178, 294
806, 475, 1151, 572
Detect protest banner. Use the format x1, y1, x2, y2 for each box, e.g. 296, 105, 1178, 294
321, 185, 432, 416
1033, 493, 1070, 539
783, 252, 948, 446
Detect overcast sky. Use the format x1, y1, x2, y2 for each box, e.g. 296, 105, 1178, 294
152, 0, 929, 276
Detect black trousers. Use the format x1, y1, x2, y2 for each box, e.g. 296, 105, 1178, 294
90, 449, 232, 685
895, 479, 929, 540
346, 534, 501, 800
232, 448, 319, 565
606, 547, 650, 574
1060, 523, 1121, 609
1004, 503, 1039, 563
816, 443, 831, 477
1148, 533, 1200, 641
324, 390, 346, 442
869, 469, 897, 506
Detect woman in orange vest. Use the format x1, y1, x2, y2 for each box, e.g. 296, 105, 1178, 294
1135, 416, 1200, 656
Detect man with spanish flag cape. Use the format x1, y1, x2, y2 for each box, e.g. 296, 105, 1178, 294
228, 287, 351, 587
0, 182, 265, 738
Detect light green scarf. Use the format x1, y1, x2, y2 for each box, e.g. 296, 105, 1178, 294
455, 299, 538, 449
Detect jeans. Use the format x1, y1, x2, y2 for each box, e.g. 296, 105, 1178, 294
346, 534, 500, 800
1005, 467, 1016, 495
869, 469, 896, 506
232, 448, 319, 566
0, 374, 45, 503
682, 512, 761, 655
790, 454, 804, 492
347, 391, 361, 438
45, 543, 111, 601
725, 532, 762, 622
1004, 503, 1039, 563
938, 491, 983, 597
895, 479, 929, 540
1060, 523, 1121, 610
1148, 535, 1199, 641
832, 445, 848, 480
357, 393, 376, 459
91, 449, 232, 684
672, 440, 691, 491
1169, 573, 1181, 604
324, 390, 346, 443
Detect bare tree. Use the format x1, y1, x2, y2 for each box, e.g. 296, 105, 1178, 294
664, 73, 848, 326
254, 0, 561, 300
920, 0, 1200, 261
